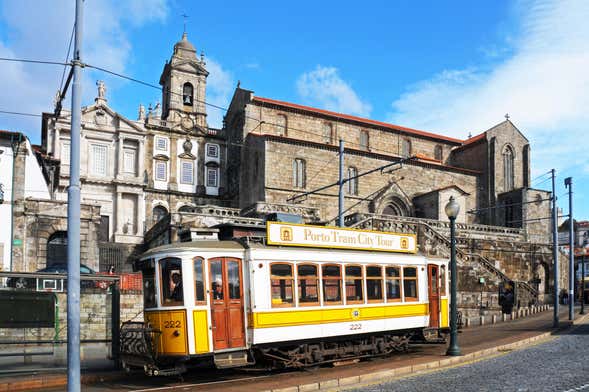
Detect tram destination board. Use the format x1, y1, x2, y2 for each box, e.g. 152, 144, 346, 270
267, 222, 417, 253
0, 291, 55, 328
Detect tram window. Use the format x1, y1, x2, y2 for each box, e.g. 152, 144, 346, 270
322, 265, 342, 304
194, 257, 205, 304
142, 264, 157, 308
227, 260, 241, 300
345, 265, 364, 304
160, 257, 184, 305
210, 260, 224, 300
270, 263, 294, 307
385, 266, 401, 302
403, 266, 418, 301
440, 265, 447, 296
298, 264, 319, 306
366, 265, 383, 302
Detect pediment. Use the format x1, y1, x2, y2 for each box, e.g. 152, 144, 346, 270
81, 104, 145, 133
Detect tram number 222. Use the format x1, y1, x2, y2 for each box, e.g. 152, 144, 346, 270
163, 320, 182, 328
349, 323, 362, 331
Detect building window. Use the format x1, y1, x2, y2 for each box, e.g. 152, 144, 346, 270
155, 136, 168, 151
297, 264, 319, 306
345, 265, 364, 304
194, 257, 205, 304
61, 142, 70, 165
366, 265, 383, 302
160, 257, 183, 305
360, 130, 369, 150
322, 264, 342, 304
323, 123, 334, 144
183, 82, 194, 106
347, 166, 358, 195
206, 143, 219, 158
270, 263, 294, 307
206, 167, 219, 187
385, 266, 401, 301
523, 145, 530, 187
403, 266, 418, 301
155, 161, 167, 181
180, 161, 194, 184
123, 149, 136, 174
91, 144, 108, 176
276, 114, 287, 136
402, 139, 411, 158
434, 145, 443, 161
503, 145, 515, 191
153, 205, 168, 222
293, 158, 306, 188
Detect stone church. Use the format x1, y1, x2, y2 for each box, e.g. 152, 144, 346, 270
24, 32, 564, 314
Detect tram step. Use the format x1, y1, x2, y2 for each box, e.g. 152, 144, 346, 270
214, 350, 253, 369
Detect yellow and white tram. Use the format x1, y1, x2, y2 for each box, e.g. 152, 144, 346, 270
121, 223, 449, 375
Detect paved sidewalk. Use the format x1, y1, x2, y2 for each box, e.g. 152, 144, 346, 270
1, 307, 583, 392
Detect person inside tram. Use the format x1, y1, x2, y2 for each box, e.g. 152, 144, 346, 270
213, 279, 223, 300
170, 272, 183, 301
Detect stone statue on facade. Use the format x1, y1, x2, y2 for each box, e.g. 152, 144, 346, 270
138, 104, 146, 121
53, 90, 61, 109
96, 80, 106, 99
154, 101, 162, 118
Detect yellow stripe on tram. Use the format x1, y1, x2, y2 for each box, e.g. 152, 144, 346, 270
251, 303, 428, 329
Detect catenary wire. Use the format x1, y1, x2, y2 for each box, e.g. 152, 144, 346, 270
58, 25, 75, 93
0, 57, 69, 66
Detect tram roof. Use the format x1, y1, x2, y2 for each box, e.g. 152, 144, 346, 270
141, 240, 245, 257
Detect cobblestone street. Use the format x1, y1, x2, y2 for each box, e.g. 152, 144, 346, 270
347, 319, 589, 392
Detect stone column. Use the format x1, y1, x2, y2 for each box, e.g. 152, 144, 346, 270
116, 192, 123, 233
136, 193, 144, 236
169, 137, 177, 190
117, 136, 124, 177
138, 140, 145, 180
54, 128, 60, 158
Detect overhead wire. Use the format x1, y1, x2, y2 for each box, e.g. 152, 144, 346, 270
0, 57, 69, 66
58, 24, 75, 93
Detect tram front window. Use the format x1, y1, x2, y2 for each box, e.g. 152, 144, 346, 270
194, 257, 205, 304
160, 258, 184, 305
143, 261, 157, 308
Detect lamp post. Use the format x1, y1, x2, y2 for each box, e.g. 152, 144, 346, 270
445, 196, 461, 356
582, 247, 587, 315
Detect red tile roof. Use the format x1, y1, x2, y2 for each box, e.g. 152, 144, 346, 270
252, 96, 465, 144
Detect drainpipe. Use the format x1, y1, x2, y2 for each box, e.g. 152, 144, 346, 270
9, 133, 23, 271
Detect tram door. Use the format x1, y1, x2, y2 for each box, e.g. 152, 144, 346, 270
209, 258, 246, 350
427, 264, 440, 328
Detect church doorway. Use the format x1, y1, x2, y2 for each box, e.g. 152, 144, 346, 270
47, 231, 68, 266
380, 196, 410, 217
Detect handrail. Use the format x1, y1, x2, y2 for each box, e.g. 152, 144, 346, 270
0, 272, 120, 281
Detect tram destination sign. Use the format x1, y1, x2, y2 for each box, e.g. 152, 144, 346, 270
266, 222, 417, 253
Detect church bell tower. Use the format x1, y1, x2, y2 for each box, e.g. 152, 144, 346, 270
159, 32, 209, 130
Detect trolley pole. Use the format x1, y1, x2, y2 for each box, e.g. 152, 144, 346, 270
582, 250, 586, 315
551, 169, 559, 328
565, 177, 574, 321
338, 139, 344, 227
67, 0, 83, 390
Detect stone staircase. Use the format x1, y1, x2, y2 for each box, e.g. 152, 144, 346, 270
347, 214, 538, 306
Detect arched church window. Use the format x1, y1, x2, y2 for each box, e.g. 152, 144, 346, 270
182, 83, 194, 106
323, 123, 334, 144
178, 205, 194, 213
434, 145, 443, 161
347, 167, 358, 195
503, 145, 515, 191
277, 114, 288, 136
402, 139, 411, 158
293, 158, 306, 188
47, 231, 68, 267
382, 197, 409, 217
153, 205, 168, 223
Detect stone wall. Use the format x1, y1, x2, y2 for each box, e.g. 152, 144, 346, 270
12, 199, 101, 272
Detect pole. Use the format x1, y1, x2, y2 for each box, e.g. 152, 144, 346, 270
338, 139, 344, 227
67, 1, 83, 390
565, 177, 574, 320
551, 169, 559, 328
446, 215, 460, 356
582, 252, 586, 315
111, 281, 121, 370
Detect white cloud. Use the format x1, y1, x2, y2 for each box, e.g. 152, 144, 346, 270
205, 57, 235, 129
297, 65, 372, 117
0, 0, 169, 142
388, 0, 589, 177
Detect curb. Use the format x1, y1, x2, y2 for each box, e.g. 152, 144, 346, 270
266, 311, 589, 392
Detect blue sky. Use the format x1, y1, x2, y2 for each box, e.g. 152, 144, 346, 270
0, 0, 587, 220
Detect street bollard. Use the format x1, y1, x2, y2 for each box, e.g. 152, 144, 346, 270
502, 313, 507, 322
480, 316, 485, 325
465, 317, 470, 327
492, 315, 497, 324
511, 311, 516, 320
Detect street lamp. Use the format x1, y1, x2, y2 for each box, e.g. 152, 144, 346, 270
445, 196, 461, 356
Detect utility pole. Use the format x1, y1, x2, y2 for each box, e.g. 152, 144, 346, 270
551, 169, 559, 328
67, 0, 83, 390
565, 177, 574, 321
338, 139, 344, 227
